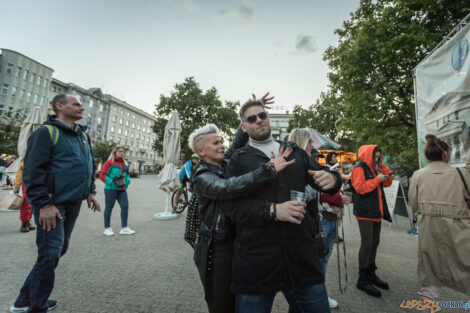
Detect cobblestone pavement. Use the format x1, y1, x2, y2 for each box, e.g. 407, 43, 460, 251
1, 176, 467, 313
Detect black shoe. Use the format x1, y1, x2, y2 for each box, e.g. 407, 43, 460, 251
369, 263, 389, 290
369, 272, 389, 290
356, 278, 382, 298
334, 236, 344, 244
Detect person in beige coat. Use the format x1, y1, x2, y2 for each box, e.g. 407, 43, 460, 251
408, 134, 470, 306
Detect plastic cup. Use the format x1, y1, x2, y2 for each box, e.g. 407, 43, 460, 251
290, 190, 307, 202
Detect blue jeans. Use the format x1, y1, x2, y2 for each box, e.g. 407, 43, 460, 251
16, 202, 81, 313
235, 283, 330, 313
319, 218, 337, 276
104, 189, 129, 228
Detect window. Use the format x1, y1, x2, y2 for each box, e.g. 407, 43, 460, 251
43, 78, 48, 88
133, 114, 136, 119
6, 63, 13, 74
37, 76, 42, 86
30, 73, 35, 83
16, 67, 21, 77
137, 125, 141, 130
131, 132, 134, 138
20, 89, 25, 99
112, 115, 116, 122
143, 127, 146, 133
97, 117, 102, 125
124, 130, 128, 136
40, 97, 45, 106
23, 70, 28, 80
117, 137, 121, 144
126, 111, 129, 116
26, 92, 32, 102
111, 126, 115, 133
113, 106, 117, 111
132, 123, 135, 129
436, 120, 439, 128
109, 136, 114, 142
99, 104, 104, 112
118, 128, 122, 135
455, 111, 460, 120
33, 94, 38, 104
89, 100, 93, 108
136, 134, 140, 140
119, 118, 123, 124
1, 84, 9, 95
11, 86, 17, 97
125, 120, 129, 126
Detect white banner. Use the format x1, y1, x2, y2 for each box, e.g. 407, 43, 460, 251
414, 23, 470, 167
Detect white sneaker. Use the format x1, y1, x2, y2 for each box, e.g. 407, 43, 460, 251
119, 227, 135, 235
328, 297, 338, 309
103, 228, 114, 236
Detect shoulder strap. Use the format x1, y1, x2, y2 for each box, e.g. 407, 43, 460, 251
43, 125, 59, 146
456, 168, 470, 196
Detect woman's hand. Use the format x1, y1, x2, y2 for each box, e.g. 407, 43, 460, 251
271, 146, 295, 172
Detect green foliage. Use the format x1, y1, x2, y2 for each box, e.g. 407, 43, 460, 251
92, 140, 116, 164
287, 92, 356, 151
154, 77, 240, 159
0, 110, 25, 156
323, 0, 470, 176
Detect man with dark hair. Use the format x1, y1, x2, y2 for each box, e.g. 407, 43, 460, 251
326, 152, 338, 166
223, 99, 342, 313
10, 94, 100, 313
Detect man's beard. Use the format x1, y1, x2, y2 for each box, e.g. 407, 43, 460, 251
248, 124, 271, 141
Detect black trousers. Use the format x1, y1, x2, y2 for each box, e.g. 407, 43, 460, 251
357, 220, 381, 270
203, 241, 234, 313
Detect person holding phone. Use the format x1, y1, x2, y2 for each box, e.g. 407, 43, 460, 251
99, 145, 133, 236
350, 145, 393, 298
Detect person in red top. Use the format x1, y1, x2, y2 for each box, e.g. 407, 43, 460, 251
350, 145, 392, 298
99, 146, 133, 236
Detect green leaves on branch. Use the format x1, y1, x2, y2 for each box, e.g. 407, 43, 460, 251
322, 0, 470, 176
153, 77, 240, 159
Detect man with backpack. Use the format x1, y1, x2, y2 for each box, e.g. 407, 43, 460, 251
10, 94, 100, 313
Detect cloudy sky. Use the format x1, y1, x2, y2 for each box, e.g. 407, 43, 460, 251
2, 0, 359, 114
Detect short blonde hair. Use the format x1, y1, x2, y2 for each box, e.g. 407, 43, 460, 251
288, 128, 311, 151
188, 124, 219, 153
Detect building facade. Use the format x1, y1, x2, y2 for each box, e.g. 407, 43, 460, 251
268, 110, 293, 141
105, 95, 159, 173
49, 79, 110, 142
0, 48, 53, 118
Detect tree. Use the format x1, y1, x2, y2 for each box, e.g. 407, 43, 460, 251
92, 141, 116, 164
287, 92, 356, 151
323, 0, 470, 176
0, 111, 25, 156
154, 77, 240, 159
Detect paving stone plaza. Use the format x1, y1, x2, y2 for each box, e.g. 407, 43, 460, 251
1, 176, 467, 313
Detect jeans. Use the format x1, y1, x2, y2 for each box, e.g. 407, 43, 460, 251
319, 218, 337, 276
235, 283, 330, 313
104, 189, 129, 228
15, 201, 81, 313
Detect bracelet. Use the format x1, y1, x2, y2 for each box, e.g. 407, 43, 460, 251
270, 203, 278, 221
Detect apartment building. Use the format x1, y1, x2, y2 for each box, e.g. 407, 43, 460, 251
0, 48, 53, 118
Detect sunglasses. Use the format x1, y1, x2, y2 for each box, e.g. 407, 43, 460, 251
246, 111, 268, 124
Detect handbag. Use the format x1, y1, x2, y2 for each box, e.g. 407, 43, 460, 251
8, 195, 23, 211
315, 213, 329, 258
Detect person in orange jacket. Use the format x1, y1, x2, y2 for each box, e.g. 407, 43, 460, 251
350, 145, 393, 298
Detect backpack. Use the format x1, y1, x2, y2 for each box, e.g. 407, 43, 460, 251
43, 125, 90, 146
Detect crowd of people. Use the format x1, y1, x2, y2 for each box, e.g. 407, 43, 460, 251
2, 92, 469, 313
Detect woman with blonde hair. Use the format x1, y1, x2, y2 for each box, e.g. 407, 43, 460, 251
99, 145, 133, 236
409, 134, 470, 309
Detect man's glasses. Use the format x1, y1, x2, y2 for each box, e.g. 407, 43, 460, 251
246, 111, 268, 124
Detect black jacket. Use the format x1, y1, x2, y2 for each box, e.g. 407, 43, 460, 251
223, 142, 342, 293
192, 160, 277, 241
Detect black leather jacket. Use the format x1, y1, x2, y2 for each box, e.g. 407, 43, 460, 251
192, 160, 276, 242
